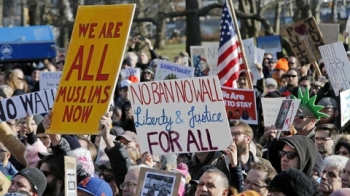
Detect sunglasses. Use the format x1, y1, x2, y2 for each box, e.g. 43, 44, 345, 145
335, 151, 349, 156
286, 74, 297, 78
264, 58, 272, 60
295, 113, 311, 120
281, 131, 291, 136
278, 150, 298, 160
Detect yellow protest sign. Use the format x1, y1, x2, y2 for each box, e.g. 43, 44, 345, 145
47, 5, 135, 134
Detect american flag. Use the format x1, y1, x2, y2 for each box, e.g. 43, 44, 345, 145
216, 0, 243, 87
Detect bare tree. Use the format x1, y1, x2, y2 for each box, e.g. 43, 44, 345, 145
0, 0, 3, 26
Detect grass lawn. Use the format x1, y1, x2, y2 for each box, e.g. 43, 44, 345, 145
156, 43, 186, 61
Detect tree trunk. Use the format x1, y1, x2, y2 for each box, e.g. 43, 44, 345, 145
0, 0, 3, 27
238, 0, 259, 39
273, 2, 282, 34
57, 0, 70, 48
154, 17, 166, 49
70, 0, 84, 19
186, 0, 201, 55
293, 0, 312, 22
28, 0, 41, 25
331, 0, 337, 22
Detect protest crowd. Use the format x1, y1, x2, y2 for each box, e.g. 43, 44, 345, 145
2, 2, 350, 196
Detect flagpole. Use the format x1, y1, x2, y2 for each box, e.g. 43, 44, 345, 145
226, 0, 253, 89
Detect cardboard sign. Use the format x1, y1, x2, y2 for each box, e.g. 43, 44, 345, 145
202, 42, 219, 76
255, 47, 265, 64
274, 99, 301, 131
256, 35, 282, 60
261, 97, 286, 127
0, 89, 56, 122
39, 71, 62, 90
281, 17, 325, 64
242, 38, 260, 84
64, 156, 77, 196
95, 134, 116, 165
154, 60, 194, 80
190, 46, 211, 77
340, 89, 350, 127
221, 87, 258, 125
318, 23, 339, 44
136, 167, 182, 196
129, 76, 232, 155
47, 5, 135, 134
120, 67, 141, 82
319, 41, 350, 96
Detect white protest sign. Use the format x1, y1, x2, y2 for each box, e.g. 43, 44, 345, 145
120, 67, 141, 82
274, 99, 301, 131
340, 89, 350, 126
346, 15, 350, 33
64, 156, 77, 196
129, 76, 232, 155
242, 38, 260, 84
39, 71, 62, 90
319, 42, 350, 96
255, 47, 265, 64
318, 24, 339, 44
0, 88, 56, 122
95, 134, 116, 165
202, 42, 219, 76
154, 60, 194, 80
261, 97, 285, 127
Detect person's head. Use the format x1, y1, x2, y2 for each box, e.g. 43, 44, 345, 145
244, 162, 277, 196
116, 131, 139, 149
298, 63, 311, 76
77, 136, 97, 161
122, 58, 132, 69
263, 53, 273, 66
298, 76, 312, 90
138, 51, 149, 64
8, 168, 47, 196
288, 56, 299, 69
0, 142, 11, 166
315, 124, 339, 158
230, 120, 253, 156
37, 155, 63, 195
122, 165, 150, 196
341, 159, 350, 188
98, 162, 119, 196
269, 168, 314, 196
77, 177, 113, 196
174, 56, 184, 64
293, 108, 317, 133
35, 122, 50, 148
285, 68, 300, 87
277, 135, 318, 177
119, 79, 132, 100
195, 168, 229, 196
31, 69, 40, 82
274, 58, 289, 79
142, 67, 154, 82
317, 97, 339, 125
280, 74, 288, 87
318, 155, 349, 195
18, 116, 41, 139
126, 147, 141, 165
334, 135, 350, 158
237, 71, 249, 89
5, 69, 25, 92
126, 52, 138, 67
265, 78, 278, 92
267, 59, 276, 71
177, 153, 191, 164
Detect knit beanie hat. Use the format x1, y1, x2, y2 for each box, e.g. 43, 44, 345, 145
275, 58, 289, 72
235, 190, 260, 196
174, 163, 189, 177
269, 168, 314, 196
15, 168, 47, 196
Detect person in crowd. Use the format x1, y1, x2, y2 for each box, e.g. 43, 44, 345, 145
0, 143, 18, 179
287, 56, 299, 69
318, 155, 349, 196
334, 135, 350, 158
98, 161, 119, 196
264, 78, 278, 93
140, 66, 154, 82
298, 75, 313, 90
298, 63, 312, 77
276, 135, 321, 195
280, 68, 300, 93
314, 124, 339, 158
317, 97, 340, 128
269, 168, 315, 196
272, 58, 289, 87
195, 168, 229, 196
8, 168, 47, 196
37, 155, 63, 196
115, 79, 132, 111
126, 52, 138, 68
177, 153, 192, 164
263, 58, 276, 78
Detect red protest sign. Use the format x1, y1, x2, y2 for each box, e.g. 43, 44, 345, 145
221, 87, 258, 125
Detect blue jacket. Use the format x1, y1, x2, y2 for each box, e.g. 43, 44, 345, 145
0, 161, 18, 178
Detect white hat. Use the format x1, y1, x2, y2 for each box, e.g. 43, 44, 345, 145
120, 79, 132, 89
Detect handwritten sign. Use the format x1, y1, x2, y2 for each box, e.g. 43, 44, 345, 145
318, 23, 339, 44
255, 47, 265, 64
0, 88, 56, 122
39, 71, 62, 90
64, 156, 77, 196
319, 42, 350, 96
202, 42, 219, 76
47, 5, 135, 134
129, 76, 232, 155
242, 38, 260, 84
261, 97, 285, 127
274, 99, 301, 131
340, 89, 350, 126
190, 46, 211, 77
154, 60, 194, 80
256, 35, 282, 60
281, 17, 325, 64
120, 67, 141, 82
221, 86, 258, 125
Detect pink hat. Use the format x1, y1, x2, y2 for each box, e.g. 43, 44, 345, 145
175, 163, 189, 177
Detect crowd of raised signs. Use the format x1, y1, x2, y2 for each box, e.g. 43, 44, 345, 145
1, 35, 350, 196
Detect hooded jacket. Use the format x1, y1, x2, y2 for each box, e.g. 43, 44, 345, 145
277, 135, 321, 196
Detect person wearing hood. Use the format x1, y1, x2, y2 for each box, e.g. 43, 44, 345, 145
276, 135, 322, 196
